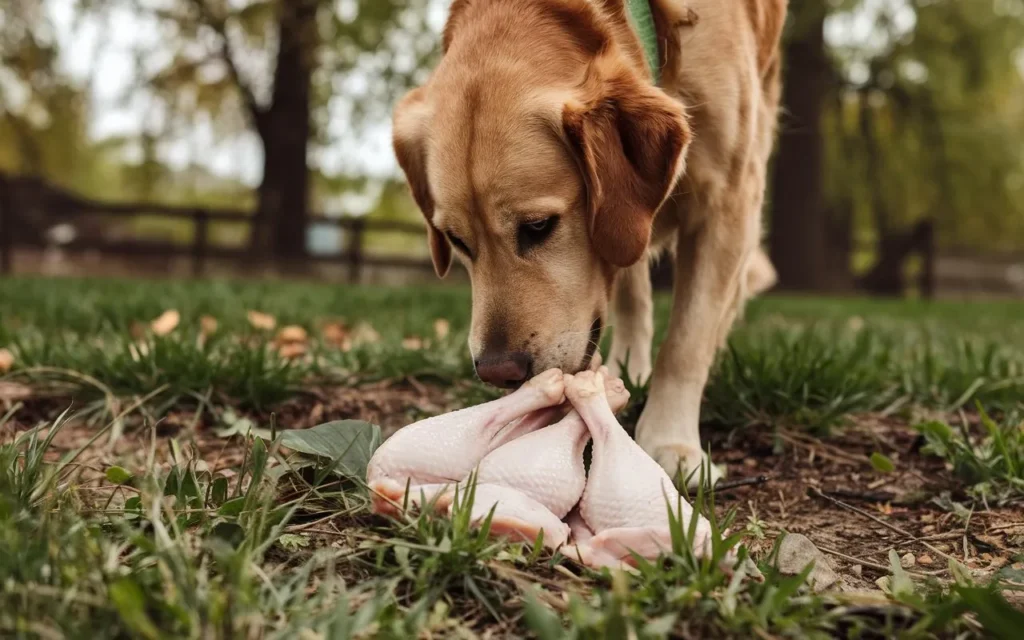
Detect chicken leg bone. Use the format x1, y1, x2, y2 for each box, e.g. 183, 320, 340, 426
367, 369, 565, 515
565, 370, 713, 568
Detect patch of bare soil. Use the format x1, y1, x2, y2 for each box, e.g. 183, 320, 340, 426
1, 379, 457, 481
706, 416, 1023, 595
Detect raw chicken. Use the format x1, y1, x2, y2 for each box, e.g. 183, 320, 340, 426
460, 370, 630, 549
563, 370, 714, 569
475, 369, 630, 518
458, 483, 571, 548
366, 368, 565, 515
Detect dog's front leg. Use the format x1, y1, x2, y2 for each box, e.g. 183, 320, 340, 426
607, 259, 655, 385
635, 202, 754, 487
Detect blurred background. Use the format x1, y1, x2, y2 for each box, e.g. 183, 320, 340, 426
0, 0, 1022, 297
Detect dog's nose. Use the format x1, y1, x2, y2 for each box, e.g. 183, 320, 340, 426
474, 352, 533, 388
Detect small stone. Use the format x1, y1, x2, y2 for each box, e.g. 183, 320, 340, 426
900, 553, 916, 569
918, 554, 934, 565
775, 533, 839, 593
875, 576, 892, 593
850, 564, 863, 578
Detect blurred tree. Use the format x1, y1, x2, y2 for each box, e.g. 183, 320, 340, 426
77, 0, 435, 263
0, 0, 89, 179
769, 0, 832, 291
772, 0, 1024, 292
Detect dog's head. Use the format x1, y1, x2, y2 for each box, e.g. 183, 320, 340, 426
393, 0, 690, 387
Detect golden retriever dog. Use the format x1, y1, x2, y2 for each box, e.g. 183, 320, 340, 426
392, 0, 786, 484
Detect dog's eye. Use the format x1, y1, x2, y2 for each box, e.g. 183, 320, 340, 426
446, 232, 471, 257
517, 216, 559, 254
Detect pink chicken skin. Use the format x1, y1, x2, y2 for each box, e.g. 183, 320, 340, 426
462, 370, 630, 549
563, 370, 714, 569
366, 368, 565, 515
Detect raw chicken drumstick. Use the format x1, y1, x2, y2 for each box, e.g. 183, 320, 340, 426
366, 369, 565, 515
564, 370, 714, 569
457, 371, 630, 549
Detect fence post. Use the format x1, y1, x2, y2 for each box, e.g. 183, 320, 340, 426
192, 208, 209, 277
0, 174, 12, 275
347, 218, 365, 283
920, 219, 936, 299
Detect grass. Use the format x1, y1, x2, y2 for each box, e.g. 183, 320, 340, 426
3, 414, 1020, 639
917, 408, 1024, 504
1, 277, 1022, 425
2, 275, 1024, 637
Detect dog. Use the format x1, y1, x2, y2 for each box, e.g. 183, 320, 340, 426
392, 0, 786, 484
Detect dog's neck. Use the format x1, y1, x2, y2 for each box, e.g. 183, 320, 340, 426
441, 0, 664, 86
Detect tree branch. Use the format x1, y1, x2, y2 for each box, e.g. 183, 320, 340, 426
185, 0, 265, 129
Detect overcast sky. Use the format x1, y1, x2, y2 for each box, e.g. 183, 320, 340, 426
42, 0, 922, 188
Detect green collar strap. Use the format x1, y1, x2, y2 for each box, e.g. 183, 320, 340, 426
625, 0, 661, 84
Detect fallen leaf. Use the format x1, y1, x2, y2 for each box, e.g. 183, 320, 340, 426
278, 343, 307, 359
351, 322, 380, 346
200, 315, 219, 336
128, 322, 147, 340
0, 348, 13, 373
151, 310, 181, 336
277, 533, 311, 551
247, 310, 276, 331
322, 321, 350, 348
433, 318, 450, 340
402, 336, 424, 351
276, 325, 308, 344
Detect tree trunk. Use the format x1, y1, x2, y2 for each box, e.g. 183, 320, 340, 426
768, 4, 832, 291
251, 0, 318, 264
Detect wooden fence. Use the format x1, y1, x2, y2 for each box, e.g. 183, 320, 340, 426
2, 172, 1021, 298
0, 172, 434, 281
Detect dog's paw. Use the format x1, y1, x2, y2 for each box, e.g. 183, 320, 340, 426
648, 444, 725, 490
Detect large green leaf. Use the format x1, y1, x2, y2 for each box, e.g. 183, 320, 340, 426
279, 420, 382, 478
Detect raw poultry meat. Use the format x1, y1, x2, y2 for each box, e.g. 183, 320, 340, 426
367, 365, 716, 567
475, 370, 630, 518
563, 370, 714, 568
460, 370, 631, 549
459, 483, 572, 548
366, 368, 565, 515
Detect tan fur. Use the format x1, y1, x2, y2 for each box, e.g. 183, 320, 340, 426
393, 0, 787, 481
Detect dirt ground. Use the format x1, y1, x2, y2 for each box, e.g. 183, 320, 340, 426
4, 380, 1022, 601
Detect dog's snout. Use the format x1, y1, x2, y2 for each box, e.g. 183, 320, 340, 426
474, 352, 533, 388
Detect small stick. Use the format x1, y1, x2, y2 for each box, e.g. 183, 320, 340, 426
809, 488, 958, 564
814, 544, 894, 573
816, 544, 945, 578
824, 488, 897, 503
714, 475, 770, 492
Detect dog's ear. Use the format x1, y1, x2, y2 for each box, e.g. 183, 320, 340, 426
442, 0, 473, 53
393, 86, 452, 278
563, 69, 690, 267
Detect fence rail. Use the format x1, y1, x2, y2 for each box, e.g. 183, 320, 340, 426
0, 172, 434, 280
2, 172, 1022, 297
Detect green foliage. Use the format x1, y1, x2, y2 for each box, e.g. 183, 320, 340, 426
279, 420, 381, 478
822, 0, 1024, 253
2, 283, 1023, 637
1, 277, 1023, 427
917, 407, 1024, 503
